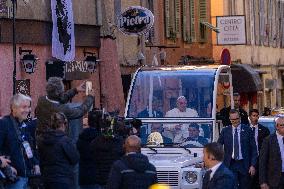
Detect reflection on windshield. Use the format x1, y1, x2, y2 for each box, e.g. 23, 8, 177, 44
127, 70, 215, 118
140, 122, 213, 147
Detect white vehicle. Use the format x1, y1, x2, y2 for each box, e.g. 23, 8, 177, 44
125, 65, 234, 189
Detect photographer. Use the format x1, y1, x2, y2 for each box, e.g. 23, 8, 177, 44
90, 110, 124, 188
0, 94, 40, 189
36, 77, 94, 138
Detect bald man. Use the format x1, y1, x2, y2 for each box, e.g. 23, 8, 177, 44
106, 136, 157, 189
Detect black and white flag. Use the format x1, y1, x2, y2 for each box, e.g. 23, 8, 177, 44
51, 0, 75, 61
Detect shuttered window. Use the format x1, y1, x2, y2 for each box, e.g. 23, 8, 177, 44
254, 0, 260, 45
182, 0, 191, 43
259, 0, 266, 45
281, 2, 284, 48
164, 0, 178, 40
175, 0, 181, 37
190, 0, 196, 42
246, 0, 251, 45
250, 0, 255, 45
146, 0, 155, 44
198, 0, 207, 42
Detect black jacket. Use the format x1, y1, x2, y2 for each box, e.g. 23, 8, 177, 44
202, 163, 235, 189
256, 124, 270, 153
90, 136, 124, 185
220, 107, 249, 126
106, 153, 157, 189
38, 130, 79, 184
0, 115, 39, 177
259, 133, 282, 188
77, 128, 99, 186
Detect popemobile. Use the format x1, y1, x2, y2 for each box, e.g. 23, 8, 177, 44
125, 65, 235, 189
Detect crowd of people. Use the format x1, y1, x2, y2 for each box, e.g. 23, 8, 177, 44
0, 77, 157, 189
0, 77, 281, 189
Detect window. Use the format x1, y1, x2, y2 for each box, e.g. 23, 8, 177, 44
198, 0, 207, 42
164, 0, 181, 40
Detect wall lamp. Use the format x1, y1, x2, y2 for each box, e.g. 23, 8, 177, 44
83, 49, 101, 73
19, 47, 39, 74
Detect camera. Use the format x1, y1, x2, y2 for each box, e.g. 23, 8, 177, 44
1, 165, 18, 183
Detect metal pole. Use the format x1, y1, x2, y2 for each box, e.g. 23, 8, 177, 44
12, 0, 16, 95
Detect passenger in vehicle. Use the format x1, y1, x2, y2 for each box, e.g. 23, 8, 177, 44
163, 96, 198, 143
180, 123, 208, 148
137, 97, 163, 118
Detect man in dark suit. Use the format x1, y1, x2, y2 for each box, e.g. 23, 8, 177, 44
218, 109, 257, 189
181, 123, 208, 148
202, 142, 235, 189
219, 93, 249, 126
137, 97, 163, 118
259, 115, 284, 189
248, 109, 270, 189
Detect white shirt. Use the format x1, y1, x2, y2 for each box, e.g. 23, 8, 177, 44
250, 123, 259, 154
163, 108, 198, 143
232, 124, 243, 160
209, 162, 222, 180
165, 108, 198, 118
276, 132, 284, 172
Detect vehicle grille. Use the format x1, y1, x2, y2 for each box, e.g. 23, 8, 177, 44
157, 170, 179, 186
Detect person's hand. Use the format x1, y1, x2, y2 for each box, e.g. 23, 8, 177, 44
0, 156, 11, 168
10, 166, 17, 176
33, 165, 41, 175
76, 81, 86, 92
260, 183, 269, 189
175, 124, 182, 131
87, 89, 95, 96
249, 166, 255, 176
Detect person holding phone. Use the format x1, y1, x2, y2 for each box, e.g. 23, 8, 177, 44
36, 77, 95, 138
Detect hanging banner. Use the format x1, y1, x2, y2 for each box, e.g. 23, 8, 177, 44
51, 0, 75, 61
117, 6, 154, 35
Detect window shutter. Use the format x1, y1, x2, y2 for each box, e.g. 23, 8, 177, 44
281, 2, 284, 48
165, 0, 171, 38
175, 0, 181, 37
250, 0, 255, 45
259, 0, 266, 45
182, 0, 191, 43
190, 0, 195, 42
199, 0, 207, 42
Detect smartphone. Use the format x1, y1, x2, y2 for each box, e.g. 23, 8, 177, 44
86, 81, 92, 95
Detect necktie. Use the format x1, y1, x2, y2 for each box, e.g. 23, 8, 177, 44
251, 127, 256, 136
202, 170, 212, 189
234, 128, 239, 160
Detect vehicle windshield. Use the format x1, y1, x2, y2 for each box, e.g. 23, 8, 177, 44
140, 121, 213, 146
126, 69, 216, 118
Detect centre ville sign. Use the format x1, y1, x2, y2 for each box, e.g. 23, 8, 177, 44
117, 6, 154, 35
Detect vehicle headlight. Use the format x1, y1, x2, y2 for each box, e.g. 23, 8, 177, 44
185, 171, 198, 184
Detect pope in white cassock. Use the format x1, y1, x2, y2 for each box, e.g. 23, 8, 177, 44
163, 96, 198, 143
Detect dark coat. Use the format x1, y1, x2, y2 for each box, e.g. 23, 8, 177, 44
90, 136, 124, 185
217, 124, 257, 173
35, 88, 94, 135
202, 163, 235, 189
0, 115, 39, 177
38, 130, 79, 184
220, 107, 249, 126
77, 128, 99, 186
106, 153, 157, 189
256, 124, 270, 153
137, 108, 163, 118
259, 133, 282, 188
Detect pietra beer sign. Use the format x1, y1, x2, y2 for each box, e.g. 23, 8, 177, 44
117, 6, 154, 35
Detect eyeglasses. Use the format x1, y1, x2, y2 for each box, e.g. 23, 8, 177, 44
230, 117, 240, 121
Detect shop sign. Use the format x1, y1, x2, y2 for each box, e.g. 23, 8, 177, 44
117, 6, 154, 35
217, 16, 246, 45
65, 61, 90, 80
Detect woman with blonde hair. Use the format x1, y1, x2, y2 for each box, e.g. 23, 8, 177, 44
38, 112, 79, 189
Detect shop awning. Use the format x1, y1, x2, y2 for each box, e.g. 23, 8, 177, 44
230, 64, 263, 93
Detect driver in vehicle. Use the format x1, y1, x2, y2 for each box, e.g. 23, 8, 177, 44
163, 96, 198, 143
180, 123, 208, 148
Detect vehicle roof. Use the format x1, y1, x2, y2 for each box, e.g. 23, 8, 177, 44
259, 116, 275, 121
139, 65, 230, 71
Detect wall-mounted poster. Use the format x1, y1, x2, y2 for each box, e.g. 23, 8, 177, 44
16, 79, 30, 96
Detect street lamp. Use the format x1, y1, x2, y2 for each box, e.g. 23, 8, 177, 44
12, 0, 16, 94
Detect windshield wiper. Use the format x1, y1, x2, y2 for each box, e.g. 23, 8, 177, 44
147, 147, 158, 153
